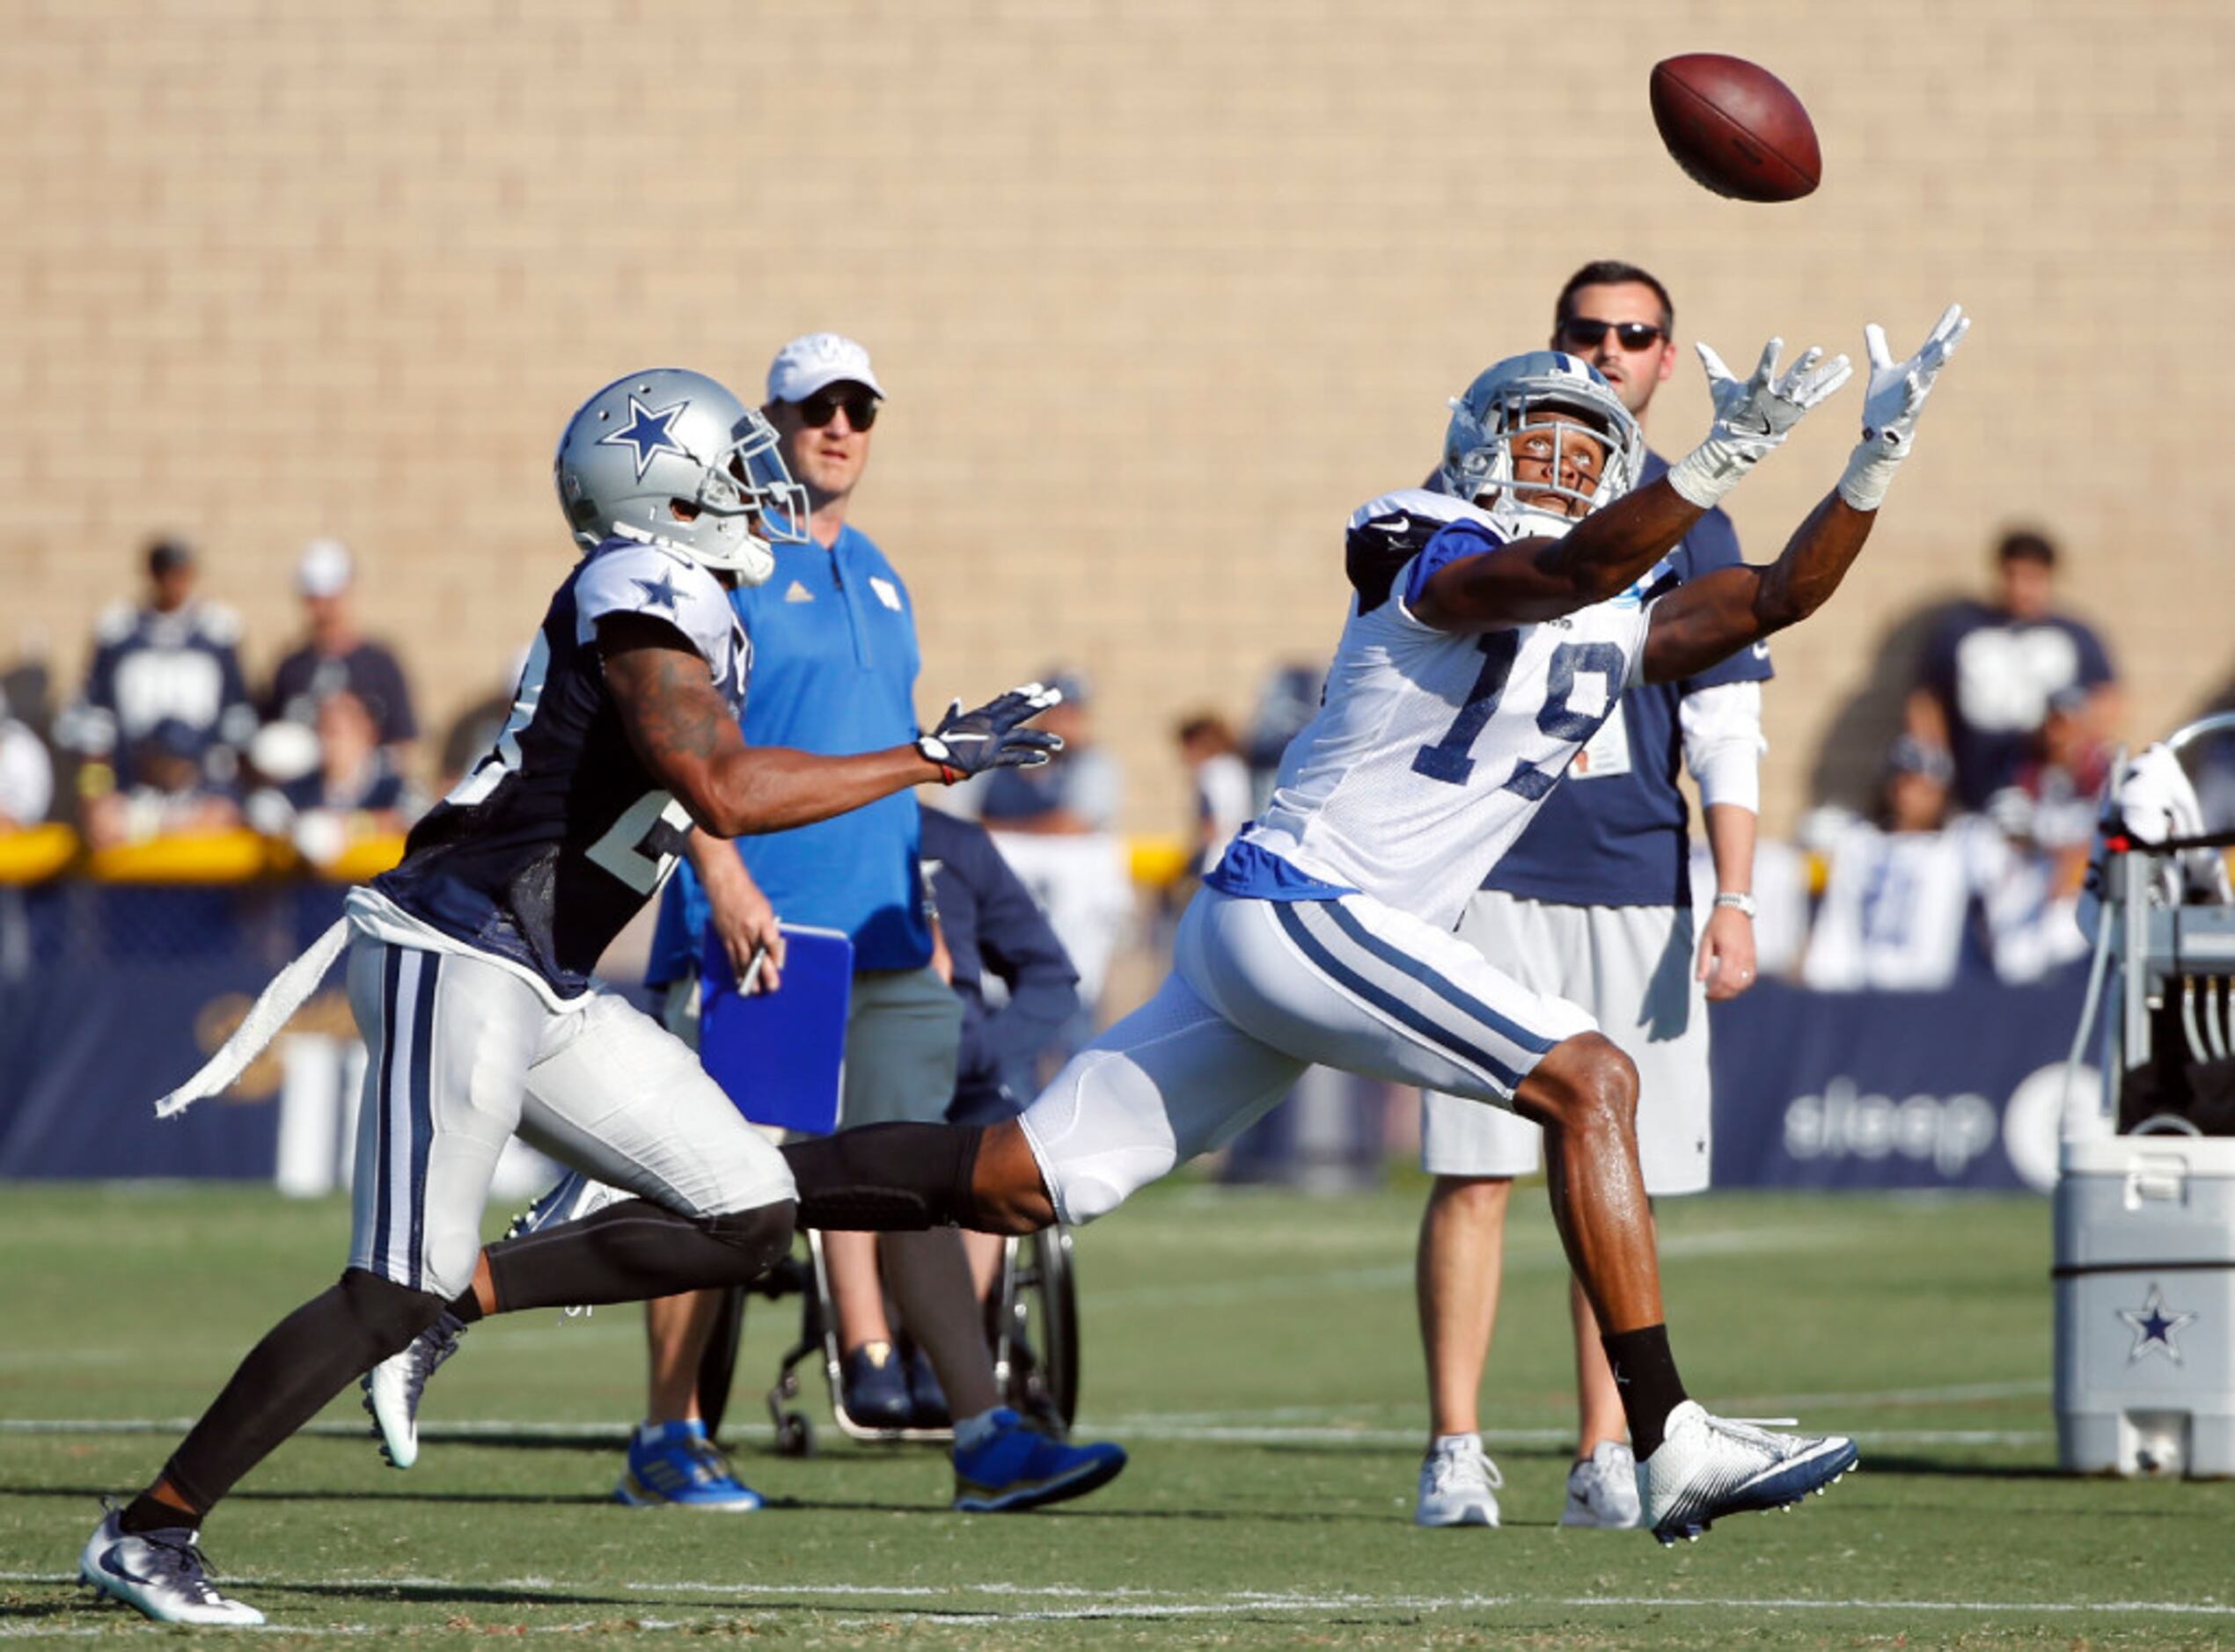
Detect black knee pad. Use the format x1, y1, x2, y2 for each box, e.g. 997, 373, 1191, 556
702, 1201, 796, 1279
338, 1267, 450, 1356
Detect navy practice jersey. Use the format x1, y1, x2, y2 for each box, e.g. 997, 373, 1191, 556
373, 538, 749, 998
1487, 451, 1772, 910
66, 600, 256, 763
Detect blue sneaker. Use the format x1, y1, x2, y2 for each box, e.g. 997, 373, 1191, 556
841, 1341, 914, 1430
952, 1408, 1127, 1512
612, 1420, 765, 1510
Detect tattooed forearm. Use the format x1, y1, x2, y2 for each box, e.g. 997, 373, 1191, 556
599, 615, 937, 837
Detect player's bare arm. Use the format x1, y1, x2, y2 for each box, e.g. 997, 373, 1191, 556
601, 614, 934, 835
1415, 338, 1851, 634
1641, 305, 1968, 685
602, 613, 1064, 837
1414, 476, 1713, 631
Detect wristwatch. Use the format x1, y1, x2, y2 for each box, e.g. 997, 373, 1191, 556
1712, 891, 1758, 919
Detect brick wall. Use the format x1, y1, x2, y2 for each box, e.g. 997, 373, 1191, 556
3, 0, 2228, 836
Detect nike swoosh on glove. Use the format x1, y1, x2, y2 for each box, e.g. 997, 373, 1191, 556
918, 683, 1066, 783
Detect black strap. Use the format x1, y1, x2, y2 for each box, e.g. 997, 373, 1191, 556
2050, 1258, 2234, 1279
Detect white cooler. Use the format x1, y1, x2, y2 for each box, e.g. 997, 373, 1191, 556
2054, 1130, 2235, 1477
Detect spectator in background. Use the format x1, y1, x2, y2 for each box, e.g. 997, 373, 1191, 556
82, 717, 242, 849
1242, 662, 1325, 813
974, 670, 1123, 836
60, 537, 256, 811
0, 684, 54, 830
921, 804, 1087, 1428
641, 333, 1121, 1512
1176, 713, 1251, 878
1803, 735, 1997, 990
1907, 529, 2118, 811
246, 690, 421, 863
265, 539, 419, 764
959, 671, 1133, 1020
1996, 683, 2112, 859
925, 805, 1082, 1129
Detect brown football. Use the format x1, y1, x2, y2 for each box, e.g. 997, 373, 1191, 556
1649, 54, 1821, 203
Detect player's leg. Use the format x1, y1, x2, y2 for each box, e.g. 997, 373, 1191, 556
487, 990, 799, 1313
85, 939, 542, 1624
1559, 901, 1715, 1523
1178, 888, 1853, 1540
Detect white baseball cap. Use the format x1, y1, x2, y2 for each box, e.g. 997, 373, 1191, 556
766, 333, 886, 405
297, 537, 355, 597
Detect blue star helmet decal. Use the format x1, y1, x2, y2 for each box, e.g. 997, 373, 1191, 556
599, 395, 692, 482
633, 569, 682, 613
2117, 1284, 2199, 1364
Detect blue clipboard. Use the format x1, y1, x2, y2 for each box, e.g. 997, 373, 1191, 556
698, 923, 853, 1136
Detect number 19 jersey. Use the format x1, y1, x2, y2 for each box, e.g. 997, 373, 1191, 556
1223, 490, 1652, 932
370, 537, 750, 1002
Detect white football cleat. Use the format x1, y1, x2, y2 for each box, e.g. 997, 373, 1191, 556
1638, 1401, 1858, 1545
79, 1508, 264, 1626
1413, 1435, 1503, 1528
1560, 1440, 1642, 1529
361, 1311, 467, 1471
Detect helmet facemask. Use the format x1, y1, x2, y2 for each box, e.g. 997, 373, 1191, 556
681, 412, 810, 585
1438, 354, 1644, 543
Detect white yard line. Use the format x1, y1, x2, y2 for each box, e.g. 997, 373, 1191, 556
0, 1416, 2046, 1448
4, 1573, 2231, 1629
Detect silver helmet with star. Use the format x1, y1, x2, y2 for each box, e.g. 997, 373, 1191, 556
553, 369, 809, 584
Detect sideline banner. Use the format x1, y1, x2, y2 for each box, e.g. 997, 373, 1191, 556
1707, 968, 2093, 1194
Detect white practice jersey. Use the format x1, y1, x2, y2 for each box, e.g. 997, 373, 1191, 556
1233, 490, 1653, 932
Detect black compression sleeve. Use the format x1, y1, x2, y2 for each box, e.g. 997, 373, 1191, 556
780, 1122, 986, 1231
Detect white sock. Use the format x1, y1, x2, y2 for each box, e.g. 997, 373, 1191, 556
1429, 1432, 1481, 1458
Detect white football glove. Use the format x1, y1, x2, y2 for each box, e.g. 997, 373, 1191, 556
1666, 337, 1853, 510
1837, 303, 1969, 511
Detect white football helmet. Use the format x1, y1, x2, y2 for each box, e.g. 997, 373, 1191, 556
1436, 352, 1645, 541
553, 369, 809, 584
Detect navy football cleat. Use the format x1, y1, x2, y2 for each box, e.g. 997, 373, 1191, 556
1638, 1401, 1858, 1545
79, 1508, 264, 1626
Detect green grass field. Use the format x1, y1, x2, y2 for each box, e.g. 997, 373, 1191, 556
3, 1179, 2231, 1647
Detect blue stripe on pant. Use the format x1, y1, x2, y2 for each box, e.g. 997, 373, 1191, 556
1270, 900, 1528, 1091
404, 954, 439, 1291
1315, 899, 1555, 1062
370, 947, 402, 1281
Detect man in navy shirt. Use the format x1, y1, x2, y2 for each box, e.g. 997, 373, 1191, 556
1906, 529, 2119, 811
61, 537, 257, 805
640, 334, 1124, 1514
1412, 263, 1772, 1531
265, 539, 420, 766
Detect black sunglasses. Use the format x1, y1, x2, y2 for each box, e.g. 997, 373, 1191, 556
796, 387, 880, 430
1558, 318, 1666, 352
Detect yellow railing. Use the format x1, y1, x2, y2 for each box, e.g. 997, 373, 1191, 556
0, 826, 409, 886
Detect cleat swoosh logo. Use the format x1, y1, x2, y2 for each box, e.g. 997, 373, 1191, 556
99, 1544, 158, 1588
